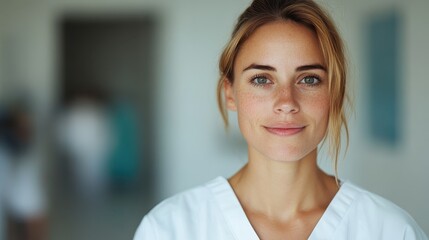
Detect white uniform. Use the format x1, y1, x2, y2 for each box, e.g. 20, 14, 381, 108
134, 177, 428, 240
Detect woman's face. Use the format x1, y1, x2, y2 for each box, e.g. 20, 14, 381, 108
225, 20, 330, 162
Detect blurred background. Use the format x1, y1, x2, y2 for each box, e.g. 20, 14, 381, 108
0, 0, 427, 239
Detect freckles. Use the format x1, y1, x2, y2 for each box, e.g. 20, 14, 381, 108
302, 90, 329, 108
308, 97, 328, 110
238, 92, 266, 113
300, 92, 330, 123
235, 90, 269, 127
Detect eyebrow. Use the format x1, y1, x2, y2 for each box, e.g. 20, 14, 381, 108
296, 64, 326, 72
242, 63, 326, 72
243, 64, 276, 72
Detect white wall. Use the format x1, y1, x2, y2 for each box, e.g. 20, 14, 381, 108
152, 0, 252, 199
0, 0, 427, 234
325, 0, 429, 233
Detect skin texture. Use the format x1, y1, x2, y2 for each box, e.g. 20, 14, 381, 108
225, 20, 339, 240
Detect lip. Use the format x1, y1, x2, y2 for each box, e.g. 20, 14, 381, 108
264, 124, 306, 136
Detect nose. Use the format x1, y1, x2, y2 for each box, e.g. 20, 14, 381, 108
273, 86, 299, 114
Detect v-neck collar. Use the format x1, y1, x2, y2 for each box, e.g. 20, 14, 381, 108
308, 181, 358, 239
206, 176, 260, 240
206, 177, 358, 240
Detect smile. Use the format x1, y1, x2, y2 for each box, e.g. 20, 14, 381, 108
264, 126, 305, 136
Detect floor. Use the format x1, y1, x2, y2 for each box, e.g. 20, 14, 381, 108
48, 184, 153, 240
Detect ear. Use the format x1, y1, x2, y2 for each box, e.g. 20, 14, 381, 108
224, 79, 237, 111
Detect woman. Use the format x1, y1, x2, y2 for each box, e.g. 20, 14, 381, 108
134, 0, 428, 239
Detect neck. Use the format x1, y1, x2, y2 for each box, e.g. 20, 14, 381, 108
229, 149, 338, 221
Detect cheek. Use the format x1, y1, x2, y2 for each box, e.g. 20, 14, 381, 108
305, 94, 330, 127
235, 91, 269, 121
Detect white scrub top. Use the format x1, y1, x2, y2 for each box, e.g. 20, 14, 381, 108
133, 177, 428, 240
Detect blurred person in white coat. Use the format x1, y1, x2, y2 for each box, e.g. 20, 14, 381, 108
57, 90, 113, 201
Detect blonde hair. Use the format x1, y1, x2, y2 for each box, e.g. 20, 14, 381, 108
217, 0, 349, 177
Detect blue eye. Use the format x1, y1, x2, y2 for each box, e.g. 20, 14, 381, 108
251, 76, 271, 86
300, 76, 320, 85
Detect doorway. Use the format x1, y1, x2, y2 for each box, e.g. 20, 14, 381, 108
53, 13, 157, 240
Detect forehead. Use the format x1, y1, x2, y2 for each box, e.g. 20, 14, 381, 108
234, 20, 325, 72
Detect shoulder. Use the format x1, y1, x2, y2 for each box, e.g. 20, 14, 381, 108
147, 180, 216, 221
133, 177, 228, 240
344, 182, 413, 221
340, 182, 428, 239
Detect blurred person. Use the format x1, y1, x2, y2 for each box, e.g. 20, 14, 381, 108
57, 89, 113, 202
0, 103, 47, 240
133, 0, 428, 239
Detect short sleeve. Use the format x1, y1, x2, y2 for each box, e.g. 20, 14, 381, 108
133, 215, 158, 240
